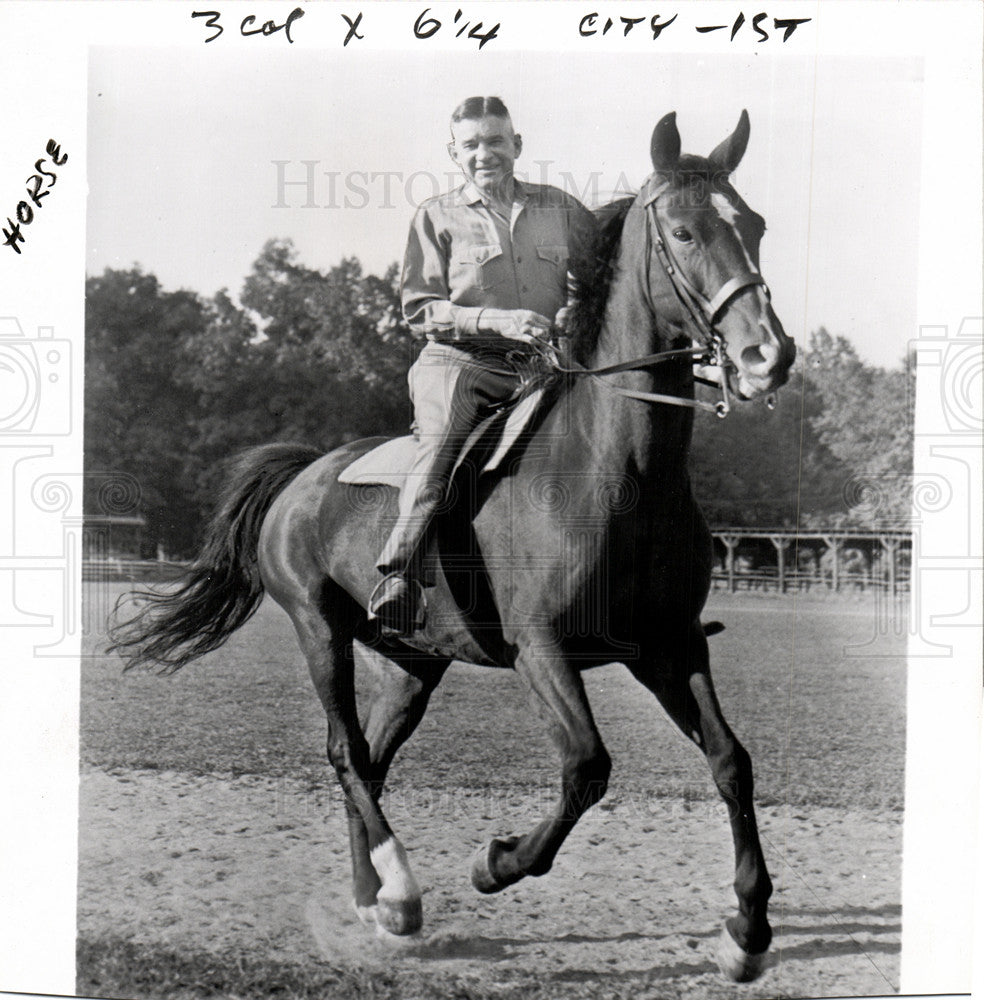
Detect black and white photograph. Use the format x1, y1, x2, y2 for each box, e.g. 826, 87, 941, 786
0, 5, 981, 1000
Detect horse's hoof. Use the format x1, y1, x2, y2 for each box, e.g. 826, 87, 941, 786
471, 836, 523, 894
715, 925, 769, 983
471, 841, 500, 894
375, 895, 423, 937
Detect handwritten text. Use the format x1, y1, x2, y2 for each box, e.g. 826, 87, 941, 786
191, 7, 305, 43
3, 140, 68, 256
579, 10, 811, 42
188, 6, 813, 49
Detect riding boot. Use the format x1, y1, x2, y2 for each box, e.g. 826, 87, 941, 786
369, 398, 466, 635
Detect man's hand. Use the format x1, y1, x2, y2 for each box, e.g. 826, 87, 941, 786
477, 308, 552, 344
553, 305, 573, 333
504, 310, 553, 343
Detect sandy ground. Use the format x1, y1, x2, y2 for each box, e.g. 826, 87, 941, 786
78, 767, 901, 999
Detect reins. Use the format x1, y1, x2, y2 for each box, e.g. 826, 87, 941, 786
542, 344, 729, 417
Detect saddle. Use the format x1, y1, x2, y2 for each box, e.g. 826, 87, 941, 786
337, 385, 547, 489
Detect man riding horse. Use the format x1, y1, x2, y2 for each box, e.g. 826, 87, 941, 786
111, 108, 795, 979
368, 96, 596, 634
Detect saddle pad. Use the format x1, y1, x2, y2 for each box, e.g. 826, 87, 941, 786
337, 389, 543, 487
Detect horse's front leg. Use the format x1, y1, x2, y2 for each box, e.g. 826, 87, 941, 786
629, 625, 773, 982
472, 636, 612, 892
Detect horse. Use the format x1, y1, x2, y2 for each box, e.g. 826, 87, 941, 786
110, 111, 796, 983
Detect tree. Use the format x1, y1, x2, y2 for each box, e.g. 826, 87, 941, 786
233, 239, 415, 447
689, 364, 849, 528
176, 241, 418, 546
88, 248, 912, 551
84, 268, 208, 556
803, 328, 914, 528
689, 329, 915, 530
86, 248, 419, 557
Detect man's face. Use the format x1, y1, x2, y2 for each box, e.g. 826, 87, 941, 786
448, 115, 522, 197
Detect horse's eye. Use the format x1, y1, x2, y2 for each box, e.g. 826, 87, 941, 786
672, 227, 693, 243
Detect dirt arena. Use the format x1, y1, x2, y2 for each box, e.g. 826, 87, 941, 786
79, 586, 905, 999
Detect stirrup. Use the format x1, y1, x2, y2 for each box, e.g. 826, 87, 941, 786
368, 574, 427, 636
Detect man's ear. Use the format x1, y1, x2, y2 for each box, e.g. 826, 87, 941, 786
513, 133, 523, 159
446, 140, 458, 164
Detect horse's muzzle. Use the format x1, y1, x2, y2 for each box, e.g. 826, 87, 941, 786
732, 334, 796, 399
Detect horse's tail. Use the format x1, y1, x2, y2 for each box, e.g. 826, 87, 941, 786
108, 443, 322, 674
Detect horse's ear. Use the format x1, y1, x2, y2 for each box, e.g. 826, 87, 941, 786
650, 112, 681, 172
708, 109, 750, 175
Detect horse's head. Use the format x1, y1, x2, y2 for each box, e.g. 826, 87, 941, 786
646, 111, 796, 400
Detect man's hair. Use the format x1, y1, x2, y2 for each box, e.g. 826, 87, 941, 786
450, 96, 511, 124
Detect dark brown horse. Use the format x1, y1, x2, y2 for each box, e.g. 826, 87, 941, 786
112, 112, 795, 982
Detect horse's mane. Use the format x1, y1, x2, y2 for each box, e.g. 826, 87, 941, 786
566, 196, 637, 363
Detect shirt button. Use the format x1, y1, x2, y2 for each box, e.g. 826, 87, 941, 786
515, 256, 522, 263
521, 285, 529, 293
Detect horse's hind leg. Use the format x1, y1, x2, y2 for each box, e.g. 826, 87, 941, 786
629, 626, 772, 982
289, 586, 427, 937
347, 643, 449, 928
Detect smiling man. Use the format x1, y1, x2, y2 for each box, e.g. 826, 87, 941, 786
368, 96, 595, 633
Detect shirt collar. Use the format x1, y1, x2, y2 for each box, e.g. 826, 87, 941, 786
458, 177, 528, 208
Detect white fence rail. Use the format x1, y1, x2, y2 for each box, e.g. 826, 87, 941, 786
85, 526, 913, 598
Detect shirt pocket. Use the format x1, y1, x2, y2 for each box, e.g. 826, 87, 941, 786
535, 244, 569, 291
536, 244, 569, 268
451, 243, 506, 293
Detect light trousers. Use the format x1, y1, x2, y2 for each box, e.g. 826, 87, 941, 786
375, 340, 526, 584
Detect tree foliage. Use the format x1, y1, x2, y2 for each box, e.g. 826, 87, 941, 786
179, 241, 415, 511
689, 328, 914, 530
689, 366, 849, 528
84, 246, 914, 556
84, 268, 206, 555
800, 328, 915, 529
85, 243, 415, 557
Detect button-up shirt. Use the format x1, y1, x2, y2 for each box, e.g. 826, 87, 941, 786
401, 179, 595, 341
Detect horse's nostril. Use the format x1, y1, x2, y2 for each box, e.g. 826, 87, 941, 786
741, 342, 778, 372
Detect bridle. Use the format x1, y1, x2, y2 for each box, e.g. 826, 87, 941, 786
540, 180, 776, 418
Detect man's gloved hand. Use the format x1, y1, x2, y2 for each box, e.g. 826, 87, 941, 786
477, 309, 553, 344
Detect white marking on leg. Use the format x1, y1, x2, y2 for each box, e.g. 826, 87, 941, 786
370, 836, 421, 902
716, 925, 769, 983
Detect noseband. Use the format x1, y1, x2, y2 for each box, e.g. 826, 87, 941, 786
546, 181, 775, 418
